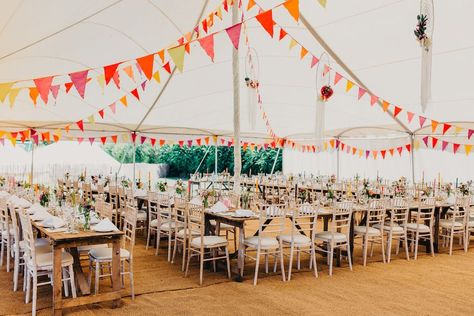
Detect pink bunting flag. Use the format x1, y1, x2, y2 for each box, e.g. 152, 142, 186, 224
112, 71, 120, 89
357, 87, 366, 100
442, 141, 449, 151
310, 56, 319, 68
422, 136, 429, 147
187, 140, 193, 147
365, 150, 370, 159
225, 23, 242, 50
406, 111, 414, 123
109, 102, 116, 114
370, 95, 378, 106
33, 76, 54, 104
31, 134, 39, 145
141, 80, 147, 91
334, 72, 342, 85
469, 129, 474, 139
88, 137, 95, 145
77, 137, 83, 144
418, 116, 426, 128
198, 34, 215, 61
69, 70, 89, 98
397, 147, 403, 156
50, 85, 60, 99
141, 136, 147, 144
322, 64, 330, 77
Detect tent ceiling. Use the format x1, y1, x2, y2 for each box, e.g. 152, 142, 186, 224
1, 0, 473, 145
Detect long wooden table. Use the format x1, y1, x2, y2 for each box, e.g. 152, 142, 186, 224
32, 222, 123, 316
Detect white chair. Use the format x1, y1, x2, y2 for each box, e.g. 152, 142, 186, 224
88, 205, 136, 299
314, 201, 353, 276
354, 199, 386, 266
278, 203, 318, 280
242, 203, 286, 286
0, 198, 13, 272
156, 193, 180, 261
405, 197, 436, 259
184, 203, 231, 285
19, 211, 76, 316
172, 197, 198, 271
381, 197, 410, 262
440, 195, 470, 255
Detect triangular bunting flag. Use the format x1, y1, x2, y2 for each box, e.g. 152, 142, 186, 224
76, 120, 84, 132
422, 136, 429, 147
334, 72, 342, 85
198, 34, 215, 61
111, 135, 118, 144
318, 0, 327, 8
407, 111, 414, 123
405, 144, 411, 152
163, 62, 171, 74
109, 102, 116, 114
432, 137, 438, 148
153, 71, 161, 83
226, 23, 242, 49
247, 0, 256, 10
393, 106, 402, 117
98, 109, 104, 119
370, 95, 378, 106
0, 82, 14, 102
150, 138, 156, 146
69, 70, 89, 98
88, 137, 95, 145
442, 123, 451, 135
465, 145, 472, 156
123, 65, 135, 81
29, 88, 39, 105
453, 143, 460, 154
283, 0, 299, 22
120, 96, 128, 107
141, 136, 147, 144
104, 63, 120, 85
419, 116, 426, 128
131, 88, 140, 100
50, 85, 60, 99
382, 100, 389, 112
311, 56, 319, 68
300, 47, 308, 59
357, 87, 366, 100
33, 76, 54, 104
136, 54, 155, 80
100, 136, 107, 145
256, 10, 274, 37
8, 88, 20, 108
345, 80, 354, 92
279, 28, 287, 41
469, 129, 474, 140
289, 38, 297, 50
431, 120, 439, 133
442, 141, 448, 151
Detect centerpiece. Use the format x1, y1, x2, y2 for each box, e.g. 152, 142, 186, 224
175, 179, 184, 196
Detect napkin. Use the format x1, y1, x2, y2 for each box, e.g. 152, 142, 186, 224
209, 201, 229, 213
93, 218, 119, 232
41, 216, 65, 229
235, 209, 254, 217
190, 196, 202, 205
134, 189, 147, 197
15, 198, 32, 208
0, 191, 10, 198
89, 212, 101, 224
29, 203, 46, 215
31, 209, 51, 221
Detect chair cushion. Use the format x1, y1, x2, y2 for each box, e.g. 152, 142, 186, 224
278, 234, 311, 246
373, 223, 404, 233
402, 223, 431, 233
244, 236, 279, 249
137, 211, 147, 221
34, 251, 74, 268
314, 231, 347, 242
176, 229, 200, 238
89, 247, 130, 260
440, 219, 464, 229
78, 244, 108, 253
150, 219, 170, 227
190, 236, 228, 248
354, 226, 381, 236
159, 221, 184, 231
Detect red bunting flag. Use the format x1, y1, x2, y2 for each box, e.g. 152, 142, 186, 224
141, 136, 147, 144
130, 88, 140, 100
150, 138, 156, 146
163, 62, 171, 74
33, 76, 54, 104
279, 28, 287, 41
256, 10, 274, 37
112, 71, 120, 89
136, 54, 155, 80
104, 63, 120, 85
393, 106, 402, 117
442, 123, 451, 135
131, 133, 137, 143
69, 70, 89, 98
453, 143, 460, 154
76, 120, 84, 132
198, 34, 215, 61
196, 138, 202, 146
381, 150, 387, 159
202, 18, 208, 33
397, 147, 403, 156
405, 144, 411, 152
226, 23, 242, 49
179, 140, 184, 148
64, 82, 74, 93
469, 129, 474, 139
98, 109, 105, 119
100, 137, 107, 145
432, 137, 438, 148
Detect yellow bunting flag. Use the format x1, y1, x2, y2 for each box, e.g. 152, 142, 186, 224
382, 100, 389, 112
455, 126, 463, 134
168, 45, 186, 72
345, 80, 354, 92
121, 133, 129, 142
247, 0, 256, 10
97, 74, 105, 90
414, 139, 420, 150
8, 88, 20, 108
323, 142, 328, 151
289, 38, 297, 50
87, 115, 95, 124
465, 145, 472, 156
213, 135, 218, 144
153, 71, 161, 83
318, 0, 327, 8
358, 149, 363, 157
0, 82, 13, 102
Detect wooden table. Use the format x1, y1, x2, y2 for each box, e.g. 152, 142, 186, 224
32, 222, 123, 316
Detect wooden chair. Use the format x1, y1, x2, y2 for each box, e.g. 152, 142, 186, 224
172, 196, 198, 271
0, 198, 13, 271
440, 195, 470, 255
405, 197, 436, 259
184, 203, 231, 285
379, 197, 410, 262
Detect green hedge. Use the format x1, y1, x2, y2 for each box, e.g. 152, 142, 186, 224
102, 144, 282, 178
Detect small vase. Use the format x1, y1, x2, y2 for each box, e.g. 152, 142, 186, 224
203, 198, 209, 208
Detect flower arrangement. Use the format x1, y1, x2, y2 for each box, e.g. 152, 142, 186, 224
136, 180, 144, 189
39, 189, 50, 207
241, 187, 251, 209
320, 85, 333, 101
392, 177, 407, 197
245, 77, 259, 89
326, 183, 335, 200
157, 181, 168, 192
0, 176, 5, 187
414, 14, 431, 51
121, 178, 130, 188
79, 174, 85, 182
330, 174, 337, 184
443, 183, 453, 197
459, 183, 470, 196
79, 199, 93, 230
200, 189, 216, 208
175, 179, 184, 196
422, 185, 433, 197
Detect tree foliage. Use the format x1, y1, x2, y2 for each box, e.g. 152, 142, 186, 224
102, 144, 282, 178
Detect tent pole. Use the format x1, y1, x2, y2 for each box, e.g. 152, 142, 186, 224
336, 141, 340, 180
232, 0, 241, 192
132, 137, 136, 191
214, 144, 218, 175
410, 134, 415, 184
193, 145, 212, 177
30, 142, 35, 185
270, 147, 281, 175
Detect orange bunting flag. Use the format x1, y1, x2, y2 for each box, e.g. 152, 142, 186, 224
256, 10, 274, 37
345, 80, 354, 92
33, 76, 54, 104
198, 34, 215, 61
111, 135, 118, 144
104, 63, 120, 85
370, 95, 378, 106
382, 100, 389, 112
279, 28, 287, 41
329, 139, 335, 148
389, 148, 394, 156
136, 54, 155, 80
120, 96, 128, 107
465, 145, 472, 156
372, 151, 378, 159
431, 120, 439, 132
29, 88, 39, 106
300, 47, 308, 59
123, 65, 135, 81
247, 0, 256, 10
283, 0, 299, 22
159, 139, 165, 146
68, 70, 89, 98
407, 111, 414, 123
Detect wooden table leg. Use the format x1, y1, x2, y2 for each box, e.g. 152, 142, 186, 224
235, 224, 245, 282
53, 247, 63, 316
69, 247, 90, 295
111, 239, 121, 308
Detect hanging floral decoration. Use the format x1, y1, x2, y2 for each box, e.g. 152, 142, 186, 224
414, 14, 431, 51
245, 77, 259, 89
320, 85, 333, 101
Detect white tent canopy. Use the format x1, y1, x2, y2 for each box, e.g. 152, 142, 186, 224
0, 0, 473, 179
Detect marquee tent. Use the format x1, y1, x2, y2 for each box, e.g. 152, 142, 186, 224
0, 0, 473, 180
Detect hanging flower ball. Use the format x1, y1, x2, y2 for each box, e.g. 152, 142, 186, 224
320, 85, 333, 101
245, 77, 259, 89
